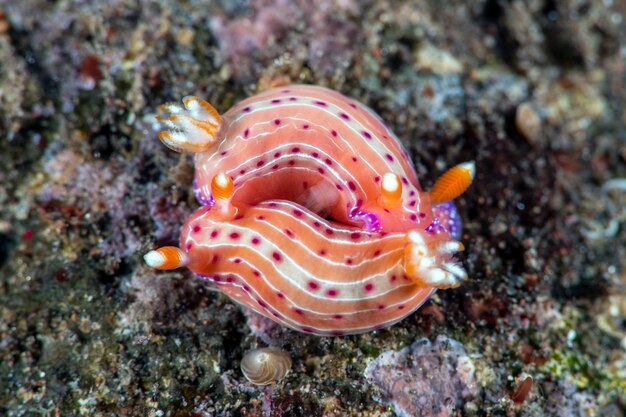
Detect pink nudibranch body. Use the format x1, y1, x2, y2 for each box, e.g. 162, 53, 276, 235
145, 85, 474, 336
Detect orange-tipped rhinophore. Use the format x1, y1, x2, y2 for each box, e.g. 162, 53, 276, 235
430, 161, 475, 205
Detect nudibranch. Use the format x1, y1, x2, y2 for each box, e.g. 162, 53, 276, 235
144, 85, 474, 336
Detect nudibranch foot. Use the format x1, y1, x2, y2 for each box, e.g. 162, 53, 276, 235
403, 231, 466, 289
156, 96, 222, 153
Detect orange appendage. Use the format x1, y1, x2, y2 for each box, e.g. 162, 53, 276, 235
144, 246, 188, 270
211, 172, 234, 200
155, 96, 222, 153
211, 173, 237, 219
429, 161, 475, 205
378, 172, 403, 209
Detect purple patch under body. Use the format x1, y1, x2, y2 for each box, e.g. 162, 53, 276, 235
429, 201, 462, 239
352, 210, 382, 233
193, 178, 214, 206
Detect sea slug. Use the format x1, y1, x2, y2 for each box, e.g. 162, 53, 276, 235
144, 85, 474, 336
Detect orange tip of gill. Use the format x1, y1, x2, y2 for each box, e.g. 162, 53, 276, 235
429, 161, 475, 205
155, 96, 222, 154
403, 230, 467, 289
144, 246, 188, 270
183, 95, 221, 124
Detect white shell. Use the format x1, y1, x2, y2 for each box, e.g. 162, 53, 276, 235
240, 347, 292, 385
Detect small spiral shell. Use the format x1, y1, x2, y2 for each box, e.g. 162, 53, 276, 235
240, 347, 292, 385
